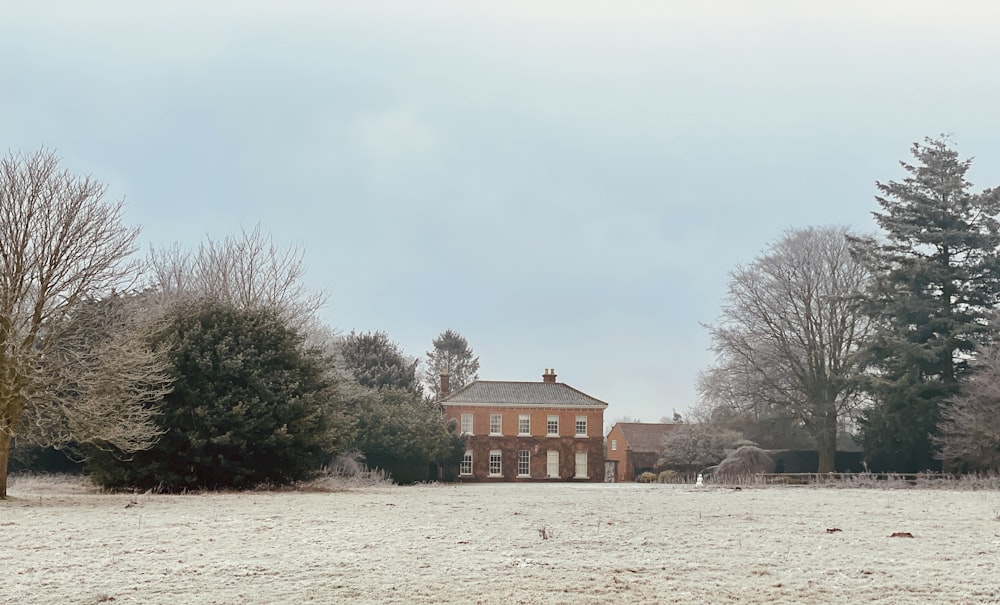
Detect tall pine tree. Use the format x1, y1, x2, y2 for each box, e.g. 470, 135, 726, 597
424, 329, 480, 399
853, 137, 1000, 472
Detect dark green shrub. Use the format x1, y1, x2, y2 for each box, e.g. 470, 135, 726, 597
88, 299, 346, 491
350, 387, 463, 484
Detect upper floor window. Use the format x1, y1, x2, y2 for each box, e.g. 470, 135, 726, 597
611, 439, 617, 451
518, 414, 530, 435
575, 416, 588, 437
546, 415, 559, 436
461, 413, 473, 435
490, 414, 502, 435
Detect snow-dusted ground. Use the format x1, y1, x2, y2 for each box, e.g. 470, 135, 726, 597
2, 476, 999, 604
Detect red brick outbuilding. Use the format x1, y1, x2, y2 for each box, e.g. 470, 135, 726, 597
606, 422, 677, 482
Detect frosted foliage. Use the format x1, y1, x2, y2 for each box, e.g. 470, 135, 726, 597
148, 224, 327, 338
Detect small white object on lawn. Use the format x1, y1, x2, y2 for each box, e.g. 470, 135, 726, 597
696, 473, 704, 487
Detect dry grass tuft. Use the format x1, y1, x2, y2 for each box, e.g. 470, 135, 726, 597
293, 469, 392, 493
293, 451, 392, 492
7, 472, 95, 496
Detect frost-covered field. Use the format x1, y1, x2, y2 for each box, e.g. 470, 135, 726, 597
2, 476, 1000, 604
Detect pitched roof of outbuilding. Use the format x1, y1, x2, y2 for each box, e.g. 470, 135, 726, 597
440, 381, 608, 408
614, 422, 677, 453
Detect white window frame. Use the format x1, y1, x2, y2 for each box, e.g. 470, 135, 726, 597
575, 416, 588, 437
575, 451, 588, 479
518, 414, 531, 436
518, 450, 530, 477
546, 450, 559, 478
611, 439, 617, 451
461, 413, 473, 436
489, 414, 502, 436
489, 450, 502, 477
460, 451, 473, 476
546, 415, 559, 436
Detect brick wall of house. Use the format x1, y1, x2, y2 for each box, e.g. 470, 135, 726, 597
461, 435, 604, 481
443, 406, 605, 440
443, 405, 605, 481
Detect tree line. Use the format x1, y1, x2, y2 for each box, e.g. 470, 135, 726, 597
0, 148, 480, 497
697, 136, 1000, 474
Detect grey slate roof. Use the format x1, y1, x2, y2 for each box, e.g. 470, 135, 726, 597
615, 422, 677, 453
440, 381, 608, 408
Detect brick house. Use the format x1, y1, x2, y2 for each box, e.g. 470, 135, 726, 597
605, 422, 676, 482
440, 369, 608, 481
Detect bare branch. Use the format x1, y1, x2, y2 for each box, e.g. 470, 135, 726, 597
20, 293, 173, 453
936, 345, 1000, 470
147, 224, 327, 337
0, 148, 165, 497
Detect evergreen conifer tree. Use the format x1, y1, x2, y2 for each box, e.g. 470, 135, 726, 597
424, 329, 480, 399
853, 137, 1000, 472
338, 330, 421, 394
88, 299, 345, 490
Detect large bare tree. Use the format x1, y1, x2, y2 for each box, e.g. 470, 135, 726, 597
699, 226, 872, 473
148, 224, 327, 337
0, 149, 171, 498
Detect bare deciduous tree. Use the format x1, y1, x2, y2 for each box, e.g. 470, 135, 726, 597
21, 294, 172, 454
699, 226, 872, 473
148, 224, 327, 336
0, 149, 171, 498
936, 346, 1000, 471
657, 423, 745, 473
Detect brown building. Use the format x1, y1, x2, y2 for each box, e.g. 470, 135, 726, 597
605, 422, 676, 482
440, 369, 608, 481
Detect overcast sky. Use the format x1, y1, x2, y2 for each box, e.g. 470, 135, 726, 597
4, 2, 1000, 425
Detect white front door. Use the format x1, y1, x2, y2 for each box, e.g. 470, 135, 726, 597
575, 451, 588, 478
546, 450, 559, 478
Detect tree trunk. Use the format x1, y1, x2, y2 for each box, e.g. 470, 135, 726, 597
0, 431, 11, 499
815, 411, 837, 474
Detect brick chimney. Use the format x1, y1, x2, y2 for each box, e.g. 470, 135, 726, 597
440, 369, 450, 397
542, 368, 557, 383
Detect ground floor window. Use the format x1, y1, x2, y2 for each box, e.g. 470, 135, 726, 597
546, 450, 559, 478
575, 451, 588, 478
460, 451, 472, 476
518, 450, 530, 477
489, 450, 502, 477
